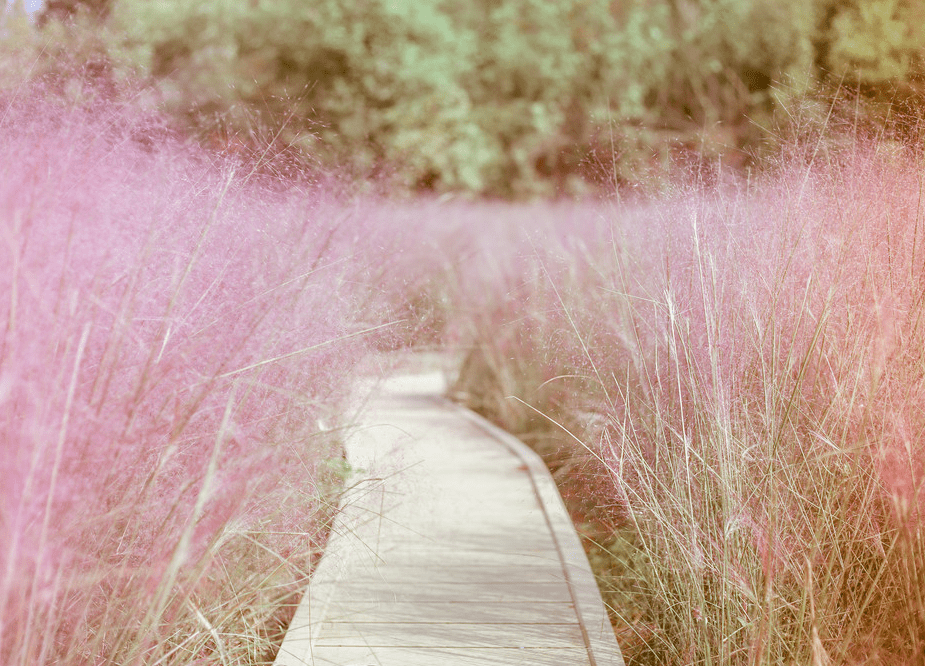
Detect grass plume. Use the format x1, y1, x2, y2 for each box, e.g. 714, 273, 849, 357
451, 140, 925, 663
0, 85, 389, 665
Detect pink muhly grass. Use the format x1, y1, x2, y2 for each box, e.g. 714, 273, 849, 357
448, 140, 925, 662
595, 148, 925, 662
0, 89, 381, 664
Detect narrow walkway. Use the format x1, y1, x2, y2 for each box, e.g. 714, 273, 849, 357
275, 369, 624, 666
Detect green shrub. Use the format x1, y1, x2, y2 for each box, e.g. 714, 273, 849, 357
824, 0, 925, 85
16, 0, 924, 196
110, 0, 485, 189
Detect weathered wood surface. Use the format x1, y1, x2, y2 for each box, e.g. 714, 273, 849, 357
275, 370, 624, 666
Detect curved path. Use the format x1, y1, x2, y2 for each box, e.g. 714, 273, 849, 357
275, 368, 624, 666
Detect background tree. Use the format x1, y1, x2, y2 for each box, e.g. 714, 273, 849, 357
13, 0, 925, 197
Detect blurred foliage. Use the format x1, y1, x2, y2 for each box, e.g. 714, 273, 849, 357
7, 0, 925, 197
824, 0, 925, 84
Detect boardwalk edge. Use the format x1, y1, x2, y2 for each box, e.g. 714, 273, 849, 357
445, 399, 627, 666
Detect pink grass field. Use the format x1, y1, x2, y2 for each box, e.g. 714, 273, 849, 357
0, 89, 401, 664
5, 79, 925, 665
448, 143, 925, 662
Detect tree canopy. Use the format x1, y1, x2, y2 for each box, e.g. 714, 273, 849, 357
12, 0, 925, 197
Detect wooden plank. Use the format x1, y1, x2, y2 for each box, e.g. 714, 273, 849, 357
293, 645, 592, 666
307, 580, 575, 604
274, 369, 625, 666
315, 621, 584, 647
317, 600, 580, 625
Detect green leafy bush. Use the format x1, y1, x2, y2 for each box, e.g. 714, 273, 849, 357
17, 0, 925, 196
111, 0, 486, 189
824, 0, 925, 85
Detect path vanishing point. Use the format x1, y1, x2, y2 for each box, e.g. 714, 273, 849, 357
274, 363, 625, 666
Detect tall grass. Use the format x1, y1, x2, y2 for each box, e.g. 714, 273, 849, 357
0, 87, 391, 664
8, 71, 923, 666
451, 142, 925, 663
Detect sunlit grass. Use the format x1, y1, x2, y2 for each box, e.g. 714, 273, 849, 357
6, 70, 925, 666
450, 143, 925, 663
0, 87, 391, 665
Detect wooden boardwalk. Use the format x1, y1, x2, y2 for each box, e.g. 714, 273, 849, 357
275, 369, 624, 666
